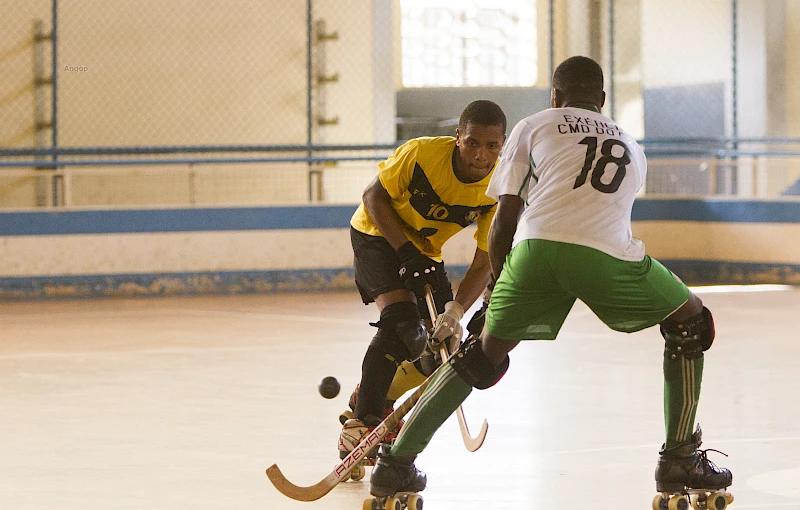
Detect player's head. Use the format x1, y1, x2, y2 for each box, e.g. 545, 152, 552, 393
454, 100, 507, 182
458, 100, 507, 133
551, 56, 606, 111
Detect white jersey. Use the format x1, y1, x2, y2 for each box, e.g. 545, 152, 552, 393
487, 107, 647, 261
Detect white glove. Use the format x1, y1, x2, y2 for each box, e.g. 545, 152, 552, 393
430, 300, 464, 351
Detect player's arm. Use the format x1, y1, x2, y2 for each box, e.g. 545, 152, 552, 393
430, 247, 491, 348
363, 173, 439, 299
454, 247, 491, 311
488, 194, 524, 281
361, 174, 411, 250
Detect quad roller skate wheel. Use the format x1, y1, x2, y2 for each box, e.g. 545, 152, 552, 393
350, 464, 366, 481
339, 409, 354, 425
406, 494, 423, 509
707, 492, 729, 509
653, 494, 689, 510
689, 490, 733, 510
384, 496, 402, 510
669, 495, 690, 510
363, 493, 423, 510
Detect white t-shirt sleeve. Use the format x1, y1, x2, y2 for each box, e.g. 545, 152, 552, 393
486, 120, 535, 201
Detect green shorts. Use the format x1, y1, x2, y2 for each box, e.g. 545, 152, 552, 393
486, 239, 690, 341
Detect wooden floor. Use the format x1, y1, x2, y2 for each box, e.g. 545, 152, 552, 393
1, 287, 799, 510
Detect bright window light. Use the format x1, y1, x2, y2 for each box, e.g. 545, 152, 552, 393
401, 0, 537, 87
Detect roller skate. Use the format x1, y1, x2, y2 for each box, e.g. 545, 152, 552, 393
364, 443, 425, 510
337, 385, 404, 481
338, 385, 403, 429
338, 384, 361, 424
652, 425, 733, 510
338, 412, 403, 482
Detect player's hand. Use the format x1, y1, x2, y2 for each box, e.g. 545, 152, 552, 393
397, 241, 439, 298
430, 300, 464, 351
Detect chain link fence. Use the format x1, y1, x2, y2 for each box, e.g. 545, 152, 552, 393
1, 0, 798, 208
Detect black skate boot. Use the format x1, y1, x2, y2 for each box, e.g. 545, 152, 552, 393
655, 425, 733, 493
369, 443, 427, 497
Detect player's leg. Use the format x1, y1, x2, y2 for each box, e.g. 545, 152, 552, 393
370, 240, 572, 496
560, 244, 731, 491
369, 331, 512, 496
340, 259, 457, 456
351, 259, 455, 427
389, 240, 570, 456
657, 293, 731, 491
340, 229, 427, 460
660, 292, 706, 449
380, 265, 455, 403
339, 359, 427, 432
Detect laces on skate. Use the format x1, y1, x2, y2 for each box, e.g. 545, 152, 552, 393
697, 448, 728, 472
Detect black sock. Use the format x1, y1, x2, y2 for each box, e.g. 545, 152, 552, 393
354, 343, 403, 422
354, 302, 419, 422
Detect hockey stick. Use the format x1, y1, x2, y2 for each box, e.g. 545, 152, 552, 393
266, 367, 439, 502
424, 286, 489, 452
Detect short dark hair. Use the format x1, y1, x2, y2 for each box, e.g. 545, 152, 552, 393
459, 100, 507, 132
552, 56, 604, 95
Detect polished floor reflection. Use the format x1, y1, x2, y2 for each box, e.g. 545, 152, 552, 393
1, 287, 799, 509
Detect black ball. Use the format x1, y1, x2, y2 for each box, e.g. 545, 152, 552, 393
318, 376, 341, 399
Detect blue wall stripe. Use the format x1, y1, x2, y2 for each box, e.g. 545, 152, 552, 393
0, 266, 469, 300
631, 199, 800, 223
659, 260, 800, 286
0, 205, 357, 236
0, 262, 794, 300
0, 199, 797, 237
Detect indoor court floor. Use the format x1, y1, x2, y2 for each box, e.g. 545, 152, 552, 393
1, 286, 799, 509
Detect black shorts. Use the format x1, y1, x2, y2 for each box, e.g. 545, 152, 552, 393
350, 227, 453, 319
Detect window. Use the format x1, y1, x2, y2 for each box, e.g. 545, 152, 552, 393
401, 0, 537, 87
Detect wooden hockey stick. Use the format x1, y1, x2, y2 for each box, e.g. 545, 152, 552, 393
424, 286, 489, 452
266, 368, 438, 501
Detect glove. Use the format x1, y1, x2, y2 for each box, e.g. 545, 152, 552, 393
396, 241, 439, 297
430, 300, 464, 351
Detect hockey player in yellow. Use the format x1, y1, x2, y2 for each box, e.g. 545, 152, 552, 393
338, 101, 507, 475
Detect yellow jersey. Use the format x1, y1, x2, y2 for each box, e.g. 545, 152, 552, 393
351, 136, 498, 261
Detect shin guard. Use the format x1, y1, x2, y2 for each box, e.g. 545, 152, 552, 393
391, 364, 472, 457
660, 309, 713, 448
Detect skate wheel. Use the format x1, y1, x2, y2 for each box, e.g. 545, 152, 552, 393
650, 494, 662, 510
668, 495, 690, 510
724, 492, 733, 505
339, 410, 354, 425
350, 464, 366, 481
689, 493, 704, 510
652, 495, 667, 510
384, 497, 401, 510
707, 492, 727, 510
363, 498, 378, 510
406, 494, 423, 510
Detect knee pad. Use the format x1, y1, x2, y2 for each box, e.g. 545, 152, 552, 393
660, 307, 715, 360
449, 336, 509, 390
372, 301, 427, 361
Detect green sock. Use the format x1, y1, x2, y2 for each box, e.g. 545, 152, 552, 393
391, 364, 472, 457
663, 354, 704, 449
